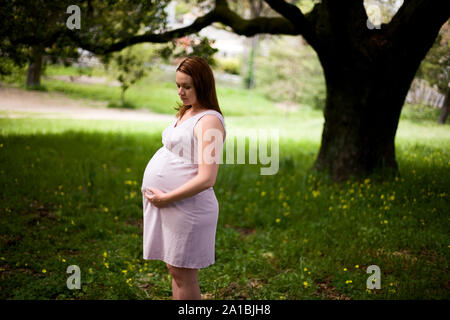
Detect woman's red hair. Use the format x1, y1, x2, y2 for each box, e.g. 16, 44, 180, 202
174, 56, 223, 119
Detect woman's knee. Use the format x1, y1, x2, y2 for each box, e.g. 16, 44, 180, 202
166, 264, 198, 286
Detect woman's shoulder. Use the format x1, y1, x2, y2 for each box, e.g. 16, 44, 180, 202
197, 110, 224, 125
194, 109, 226, 135
199, 108, 223, 118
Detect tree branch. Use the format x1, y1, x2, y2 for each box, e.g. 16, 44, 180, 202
71, 0, 300, 54
263, 0, 307, 28
386, 0, 450, 46
263, 0, 317, 46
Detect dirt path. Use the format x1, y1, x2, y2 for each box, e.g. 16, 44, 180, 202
0, 86, 174, 122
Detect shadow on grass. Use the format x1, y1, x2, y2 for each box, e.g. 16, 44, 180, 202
0, 129, 449, 299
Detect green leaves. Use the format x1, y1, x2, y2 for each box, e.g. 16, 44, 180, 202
157, 34, 218, 66
105, 45, 149, 106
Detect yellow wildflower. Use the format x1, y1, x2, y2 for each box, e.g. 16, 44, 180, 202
126, 278, 132, 286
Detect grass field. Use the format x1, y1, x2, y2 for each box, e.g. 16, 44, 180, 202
4, 64, 281, 117
0, 68, 449, 300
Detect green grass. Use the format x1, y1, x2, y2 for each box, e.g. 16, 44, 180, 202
44, 64, 107, 78
2, 64, 285, 117
0, 98, 449, 299
0, 65, 448, 299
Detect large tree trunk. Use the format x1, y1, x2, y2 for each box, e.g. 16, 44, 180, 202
306, 0, 448, 182
313, 66, 407, 181
438, 88, 449, 125
26, 45, 43, 87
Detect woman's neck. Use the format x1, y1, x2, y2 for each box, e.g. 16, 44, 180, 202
189, 105, 208, 114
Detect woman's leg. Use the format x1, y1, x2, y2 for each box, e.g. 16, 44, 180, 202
166, 263, 201, 300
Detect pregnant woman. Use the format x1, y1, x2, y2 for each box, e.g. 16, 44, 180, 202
141, 56, 226, 300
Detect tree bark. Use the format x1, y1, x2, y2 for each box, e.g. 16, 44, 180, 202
438, 88, 449, 125
313, 66, 406, 182
26, 45, 44, 88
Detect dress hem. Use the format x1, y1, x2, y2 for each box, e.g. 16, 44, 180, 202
143, 256, 215, 269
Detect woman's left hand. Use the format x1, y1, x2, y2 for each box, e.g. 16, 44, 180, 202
144, 187, 170, 208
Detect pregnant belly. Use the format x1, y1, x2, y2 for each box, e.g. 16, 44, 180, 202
141, 147, 198, 194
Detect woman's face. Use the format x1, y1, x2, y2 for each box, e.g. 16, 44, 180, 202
176, 71, 198, 107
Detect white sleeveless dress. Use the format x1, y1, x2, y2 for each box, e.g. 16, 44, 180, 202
141, 109, 226, 269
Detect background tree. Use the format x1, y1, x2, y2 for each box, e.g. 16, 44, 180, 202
239, 0, 270, 89
0, 0, 170, 87
0, 1, 78, 87
415, 21, 449, 124
104, 46, 148, 108
254, 35, 325, 110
